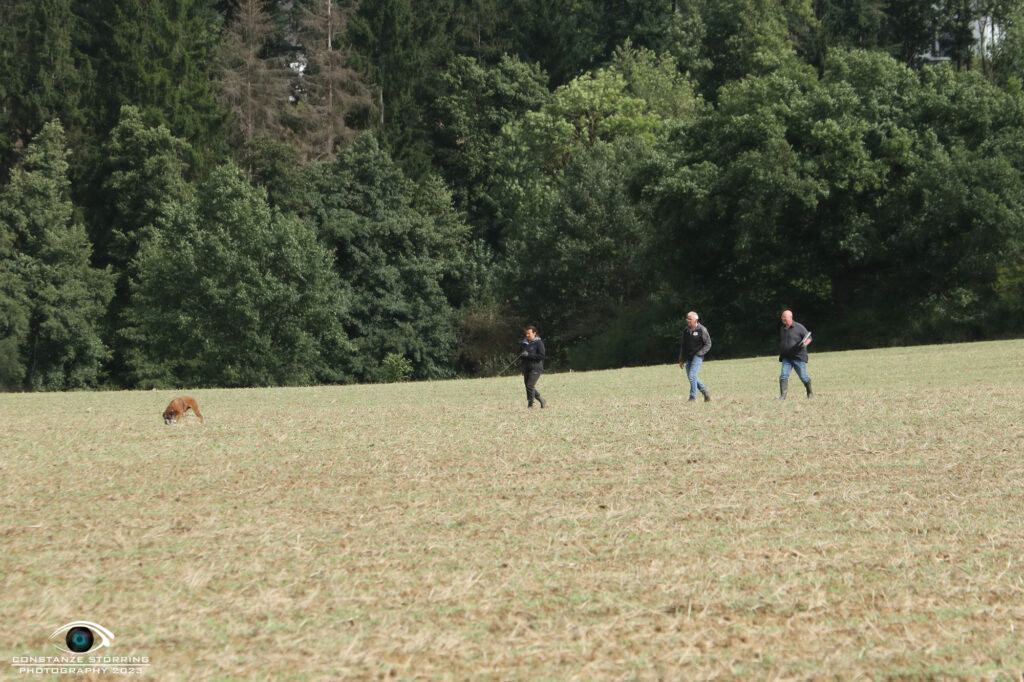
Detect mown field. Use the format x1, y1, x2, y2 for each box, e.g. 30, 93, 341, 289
3, 340, 1024, 680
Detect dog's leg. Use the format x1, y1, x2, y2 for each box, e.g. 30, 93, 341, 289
184, 397, 204, 424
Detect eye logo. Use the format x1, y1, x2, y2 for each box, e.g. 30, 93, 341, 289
48, 621, 115, 654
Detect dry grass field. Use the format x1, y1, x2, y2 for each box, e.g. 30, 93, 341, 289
3, 339, 1024, 680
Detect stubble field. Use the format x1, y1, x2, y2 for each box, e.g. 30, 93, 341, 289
2, 339, 1024, 680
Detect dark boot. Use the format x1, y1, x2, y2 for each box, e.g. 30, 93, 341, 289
701, 389, 711, 402
777, 378, 788, 400
538, 395, 546, 408
804, 380, 813, 398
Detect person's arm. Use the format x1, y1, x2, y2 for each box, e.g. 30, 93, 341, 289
698, 327, 712, 356
796, 324, 812, 349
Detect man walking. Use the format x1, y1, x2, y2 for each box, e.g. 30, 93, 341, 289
778, 309, 813, 399
520, 325, 546, 408
679, 311, 712, 402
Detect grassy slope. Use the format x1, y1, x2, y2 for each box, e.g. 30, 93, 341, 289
2, 339, 1024, 679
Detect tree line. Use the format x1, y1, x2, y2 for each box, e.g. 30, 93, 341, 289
2, 0, 1024, 390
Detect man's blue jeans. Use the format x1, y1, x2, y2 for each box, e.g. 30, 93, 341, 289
685, 356, 707, 399
780, 358, 811, 384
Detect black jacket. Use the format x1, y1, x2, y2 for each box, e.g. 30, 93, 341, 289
521, 336, 545, 371
679, 323, 712, 362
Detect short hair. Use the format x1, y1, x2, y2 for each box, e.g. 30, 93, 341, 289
687, 312, 698, 320
525, 325, 538, 334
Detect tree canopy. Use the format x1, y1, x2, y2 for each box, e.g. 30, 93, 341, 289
2, 0, 1024, 389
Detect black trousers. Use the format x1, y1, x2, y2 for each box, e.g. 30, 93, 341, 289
523, 368, 542, 405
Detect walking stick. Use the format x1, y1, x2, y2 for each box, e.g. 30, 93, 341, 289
497, 354, 523, 376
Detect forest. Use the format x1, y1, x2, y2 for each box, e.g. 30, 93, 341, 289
2, 0, 1024, 390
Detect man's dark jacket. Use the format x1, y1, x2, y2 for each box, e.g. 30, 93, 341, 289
679, 324, 712, 362
521, 336, 545, 371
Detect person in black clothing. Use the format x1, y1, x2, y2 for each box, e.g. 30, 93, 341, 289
678, 311, 712, 402
520, 325, 546, 408
778, 309, 813, 399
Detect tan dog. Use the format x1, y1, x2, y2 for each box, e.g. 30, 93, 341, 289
163, 396, 204, 424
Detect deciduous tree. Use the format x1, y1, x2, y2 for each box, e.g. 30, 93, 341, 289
124, 163, 350, 387
430, 55, 550, 244
303, 136, 472, 381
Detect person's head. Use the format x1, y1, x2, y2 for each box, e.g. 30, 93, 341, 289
525, 325, 538, 341
781, 310, 794, 328
686, 312, 699, 329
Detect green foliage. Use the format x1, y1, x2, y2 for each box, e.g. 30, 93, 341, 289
303, 136, 472, 382
2, 0, 1024, 385
241, 135, 306, 213
0, 120, 114, 390
500, 0, 691, 87
564, 296, 683, 371
990, 1, 1024, 84
501, 137, 659, 344
431, 54, 551, 244
346, 0, 454, 175
123, 163, 350, 388
801, 0, 939, 68
886, 0, 945, 66
87, 0, 226, 171
0, 227, 30, 390
491, 58, 670, 238
0, 0, 92, 176
611, 41, 705, 121
692, 0, 809, 96
447, 0, 509, 59
454, 301, 525, 376
543, 70, 662, 145
96, 106, 193, 274
496, 45, 701, 180
651, 50, 1024, 352
379, 352, 413, 382
995, 260, 1024, 328
92, 106, 194, 384
495, 55, 699, 352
